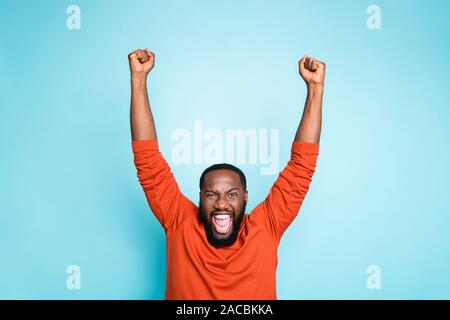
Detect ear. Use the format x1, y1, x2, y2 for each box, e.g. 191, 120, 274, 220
244, 191, 248, 202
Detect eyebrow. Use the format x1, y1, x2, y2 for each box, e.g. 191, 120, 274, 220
203, 188, 239, 194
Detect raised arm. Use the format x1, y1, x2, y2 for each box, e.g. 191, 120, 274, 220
128, 49, 197, 234
128, 48, 157, 141
295, 55, 326, 144
251, 55, 325, 243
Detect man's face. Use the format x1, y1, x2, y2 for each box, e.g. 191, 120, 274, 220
199, 169, 248, 248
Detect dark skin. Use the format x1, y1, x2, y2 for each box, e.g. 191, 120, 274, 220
129, 49, 324, 244
200, 169, 248, 240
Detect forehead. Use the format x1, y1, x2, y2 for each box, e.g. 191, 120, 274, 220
203, 169, 242, 190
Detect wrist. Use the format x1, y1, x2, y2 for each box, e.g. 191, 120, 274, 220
131, 73, 148, 88
307, 82, 324, 92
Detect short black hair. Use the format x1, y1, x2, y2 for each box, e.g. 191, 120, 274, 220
199, 163, 247, 191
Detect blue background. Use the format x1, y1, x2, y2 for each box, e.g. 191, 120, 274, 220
1, 0, 449, 299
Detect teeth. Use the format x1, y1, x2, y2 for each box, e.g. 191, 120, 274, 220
214, 214, 231, 220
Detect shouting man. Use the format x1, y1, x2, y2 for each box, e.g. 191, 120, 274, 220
129, 48, 325, 299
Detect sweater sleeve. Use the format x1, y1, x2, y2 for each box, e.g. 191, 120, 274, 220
251, 141, 319, 243
131, 139, 198, 234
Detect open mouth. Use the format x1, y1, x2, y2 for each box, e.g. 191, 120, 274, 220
211, 213, 233, 234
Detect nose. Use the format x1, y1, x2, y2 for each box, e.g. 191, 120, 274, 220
214, 195, 230, 211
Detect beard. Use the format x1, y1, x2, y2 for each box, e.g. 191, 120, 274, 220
199, 202, 247, 248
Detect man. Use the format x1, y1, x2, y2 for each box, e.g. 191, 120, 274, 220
129, 48, 325, 299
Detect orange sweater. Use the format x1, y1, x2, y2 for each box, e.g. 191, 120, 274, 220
132, 139, 319, 300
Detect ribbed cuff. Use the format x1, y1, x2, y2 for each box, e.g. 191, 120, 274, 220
292, 140, 320, 155
131, 139, 159, 152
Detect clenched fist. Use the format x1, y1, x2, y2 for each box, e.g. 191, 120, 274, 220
128, 48, 155, 77
299, 55, 326, 87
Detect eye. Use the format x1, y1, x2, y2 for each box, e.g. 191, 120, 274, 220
206, 193, 217, 199
228, 192, 238, 198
